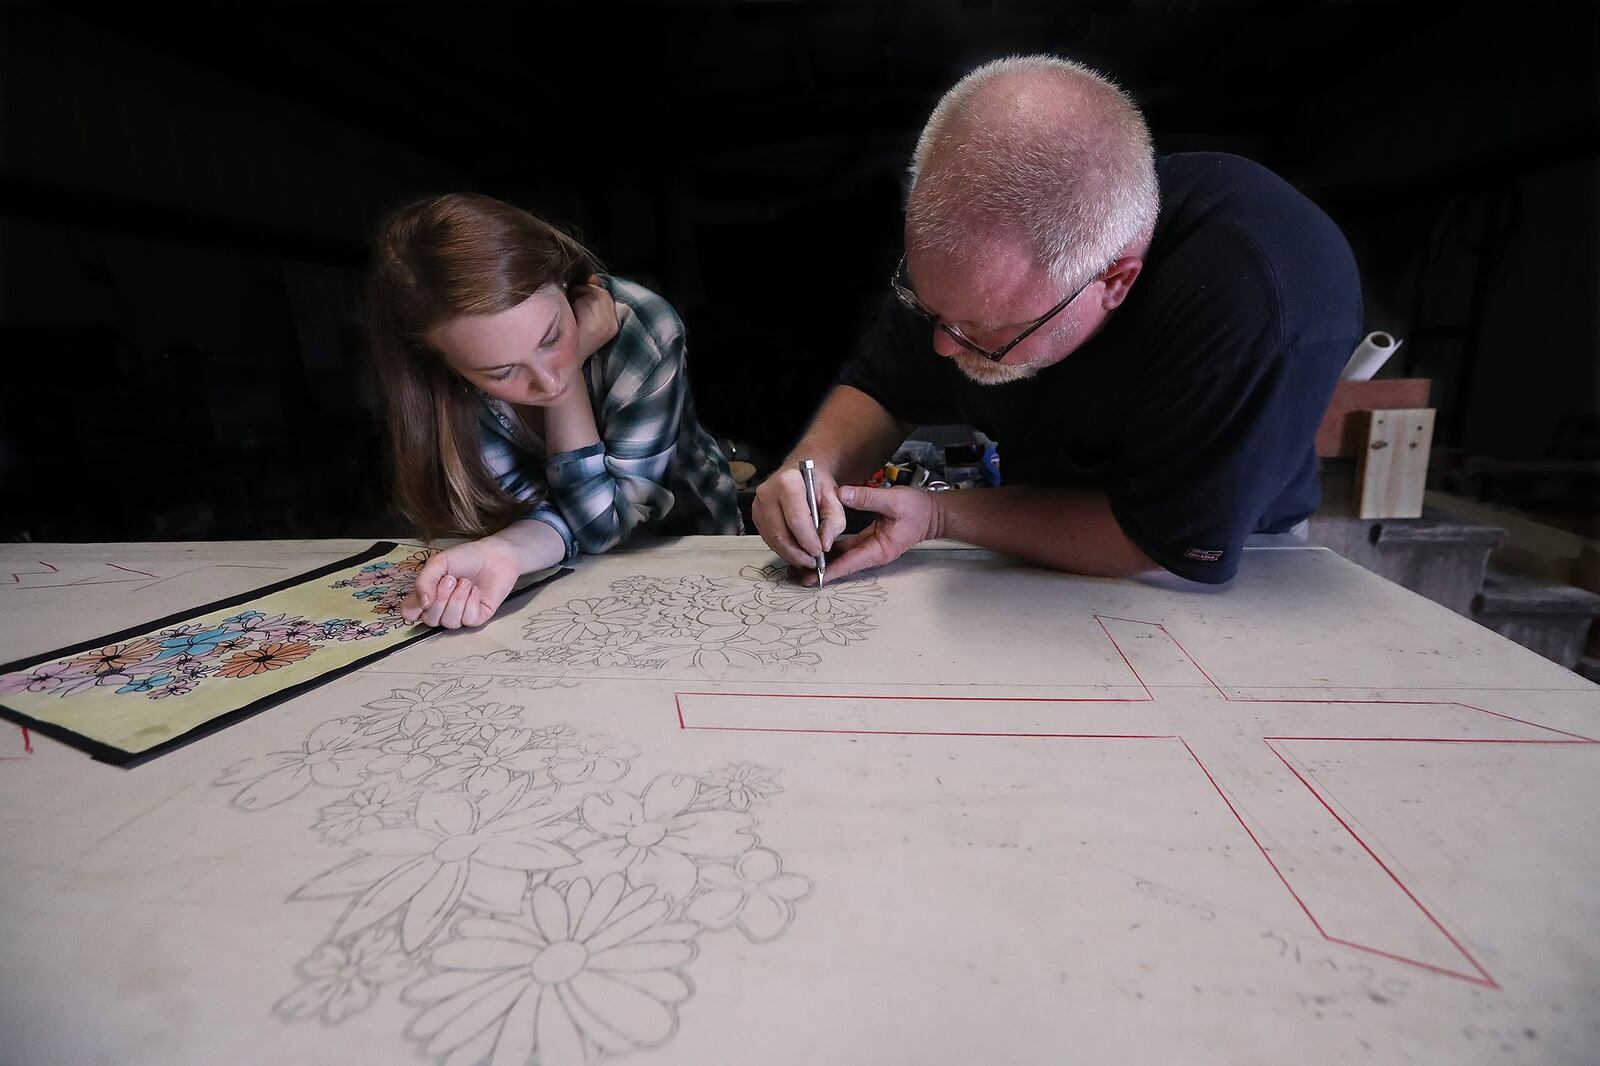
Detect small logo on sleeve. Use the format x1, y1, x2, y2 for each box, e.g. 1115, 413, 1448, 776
1183, 547, 1224, 563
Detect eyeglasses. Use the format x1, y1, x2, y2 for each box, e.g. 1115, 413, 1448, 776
890, 255, 1094, 363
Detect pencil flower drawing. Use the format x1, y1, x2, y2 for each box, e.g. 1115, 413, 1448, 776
205, 559, 827, 1059
433, 566, 883, 678
227, 695, 806, 1062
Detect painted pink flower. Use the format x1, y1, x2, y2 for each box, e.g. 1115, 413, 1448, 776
328, 621, 389, 642
345, 568, 396, 589
0, 660, 98, 696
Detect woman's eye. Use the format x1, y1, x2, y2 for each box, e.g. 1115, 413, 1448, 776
488, 367, 515, 382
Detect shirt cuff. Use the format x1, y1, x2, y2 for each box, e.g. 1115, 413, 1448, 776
527, 504, 580, 564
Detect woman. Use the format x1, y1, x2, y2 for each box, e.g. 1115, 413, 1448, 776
365, 193, 740, 629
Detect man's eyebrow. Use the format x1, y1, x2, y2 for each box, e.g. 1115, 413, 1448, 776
916, 292, 1001, 332
963, 306, 1056, 332
944, 310, 1009, 332
910, 282, 1013, 333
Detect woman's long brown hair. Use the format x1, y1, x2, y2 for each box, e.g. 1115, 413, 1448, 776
365, 193, 600, 541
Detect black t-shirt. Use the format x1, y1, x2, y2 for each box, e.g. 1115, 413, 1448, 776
837, 152, 1363, 583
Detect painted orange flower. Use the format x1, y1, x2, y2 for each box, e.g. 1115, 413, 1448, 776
67, 637, 163, 675
394, 550, 433, 575
215, 641, 316, 678
368, 595, 404, 616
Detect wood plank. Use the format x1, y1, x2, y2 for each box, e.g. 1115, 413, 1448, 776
1357, 408, 1435, 519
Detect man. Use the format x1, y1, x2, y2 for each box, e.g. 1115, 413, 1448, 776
753, 54, 1362, 585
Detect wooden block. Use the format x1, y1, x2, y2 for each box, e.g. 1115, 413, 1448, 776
1316, 379, 1432, 457
1356, 408, 1435, 519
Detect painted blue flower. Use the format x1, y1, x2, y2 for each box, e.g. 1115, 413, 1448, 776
156, 625, 233, 660
224, 610, 265, 624
118, 673, 173, 694
353, 587, 386, 601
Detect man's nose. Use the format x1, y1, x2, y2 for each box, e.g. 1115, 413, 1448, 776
930, 327, 966, 360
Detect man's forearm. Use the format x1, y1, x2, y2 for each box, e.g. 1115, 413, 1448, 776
783, 385, 908, 485
930, 486, 1155, 577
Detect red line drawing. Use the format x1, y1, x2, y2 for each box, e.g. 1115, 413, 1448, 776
676, 615, 1598, 990
4, 559, 163, 590
1, 726, 32, 760
6, 561, 59, 584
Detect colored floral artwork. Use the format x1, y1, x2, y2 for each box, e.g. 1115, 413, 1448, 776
0, 551, 429, 707
215, 641, 317, 678
211, 679, 811, 1063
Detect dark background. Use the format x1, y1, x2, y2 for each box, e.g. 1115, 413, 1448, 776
2, 0, 1596, 542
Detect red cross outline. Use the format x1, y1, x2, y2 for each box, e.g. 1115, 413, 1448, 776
674, 615, 1598, 989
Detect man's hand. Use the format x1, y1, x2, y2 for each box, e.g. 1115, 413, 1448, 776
817, 484, 940, 584
400, 536, 523, 629
752, 464, 850, 571
570, 275, 619, 362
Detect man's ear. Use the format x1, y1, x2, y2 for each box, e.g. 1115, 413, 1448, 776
1099, 256, 1144, 310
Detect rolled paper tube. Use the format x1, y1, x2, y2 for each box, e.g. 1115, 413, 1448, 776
1341, 330, 1403, 381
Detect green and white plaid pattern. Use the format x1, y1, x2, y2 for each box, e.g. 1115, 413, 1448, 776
477, 276, 742, 562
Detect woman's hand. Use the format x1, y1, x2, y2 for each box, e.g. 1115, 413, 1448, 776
570, 275, 619, 363
399, 536, 524, 629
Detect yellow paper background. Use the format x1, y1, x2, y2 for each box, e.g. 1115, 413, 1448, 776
0, 544, 428, 756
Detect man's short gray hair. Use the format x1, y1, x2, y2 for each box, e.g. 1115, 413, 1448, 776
907, 54, 1160, 288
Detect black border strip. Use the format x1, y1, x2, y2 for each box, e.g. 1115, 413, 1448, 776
0, 542, 572, 768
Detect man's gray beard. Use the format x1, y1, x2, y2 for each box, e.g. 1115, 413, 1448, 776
952, 352, 1039, 385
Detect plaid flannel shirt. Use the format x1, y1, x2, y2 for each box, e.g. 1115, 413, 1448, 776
477, 276, 742, 562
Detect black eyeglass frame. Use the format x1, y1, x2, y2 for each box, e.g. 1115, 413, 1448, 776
890, 255, 1096, 363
